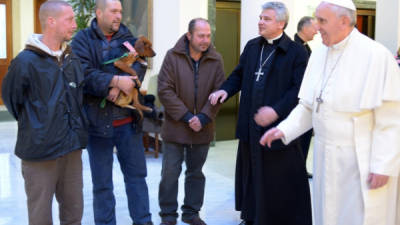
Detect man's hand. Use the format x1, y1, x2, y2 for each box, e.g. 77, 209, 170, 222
368, 173, 389, 189
116, 75, 137, 95
107, 87, 120, 102
189, 116, 202, 132
259, 128, 284, 147
254, 106, 278, 127
209, 90, 228, 105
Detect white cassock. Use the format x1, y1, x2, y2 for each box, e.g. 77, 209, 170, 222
277, 28, 400, 225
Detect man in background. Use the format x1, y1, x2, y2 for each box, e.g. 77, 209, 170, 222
294, 16, 318, 178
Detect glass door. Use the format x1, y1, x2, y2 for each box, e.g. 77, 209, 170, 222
0, 0, 12, 105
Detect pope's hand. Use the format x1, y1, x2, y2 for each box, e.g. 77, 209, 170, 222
254, 106, 278, 127
368, 173, 389, 189
259, 127, 284, 147
209, 90, 228, 105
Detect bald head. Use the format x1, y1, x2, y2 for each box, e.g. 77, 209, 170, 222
95, 0, 120, 12
188, 18, 210, 34
39, 0, 71, 30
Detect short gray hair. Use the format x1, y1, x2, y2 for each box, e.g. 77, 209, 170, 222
326, 3, 357, 26
262, 2, 289, 29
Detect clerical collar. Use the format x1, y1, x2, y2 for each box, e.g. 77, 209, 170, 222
331, 28, 355, 50
264, 33, 283, 44
295, 33, 306, 44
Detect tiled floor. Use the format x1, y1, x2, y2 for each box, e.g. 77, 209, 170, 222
0, 121, 313, 225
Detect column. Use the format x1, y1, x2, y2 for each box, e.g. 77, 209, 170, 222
375, 0, 400, 54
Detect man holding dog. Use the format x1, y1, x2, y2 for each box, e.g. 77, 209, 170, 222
2, 1, 87, 224
71, 0, 153, 225
157, 18, 225, 225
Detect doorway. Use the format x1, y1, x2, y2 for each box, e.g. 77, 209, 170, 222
214, 1, 240, 141
34, 0, 47, 33
356, 9, 375, 39
0, 0, 12, 105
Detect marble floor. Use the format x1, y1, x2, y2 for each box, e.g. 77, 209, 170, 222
0, 120, 313, 225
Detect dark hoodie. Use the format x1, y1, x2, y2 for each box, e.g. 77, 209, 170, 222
2, 34, 88, 161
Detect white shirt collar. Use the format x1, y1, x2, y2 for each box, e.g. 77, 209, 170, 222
265, 33, 283, 44
331, 28, 355, 50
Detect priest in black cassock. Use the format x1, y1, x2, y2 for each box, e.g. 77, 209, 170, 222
209, 2, 312, 225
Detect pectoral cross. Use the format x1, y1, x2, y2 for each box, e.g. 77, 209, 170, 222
255, 68, 264, 82
316, 95, 323, 113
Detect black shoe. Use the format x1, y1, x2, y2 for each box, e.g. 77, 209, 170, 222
182, 216, 206, 225
307, 172, 313, 179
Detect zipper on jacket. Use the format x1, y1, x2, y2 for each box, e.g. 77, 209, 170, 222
193, 60, 199, 114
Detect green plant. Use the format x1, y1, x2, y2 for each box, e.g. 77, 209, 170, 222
68, 0, 96, 31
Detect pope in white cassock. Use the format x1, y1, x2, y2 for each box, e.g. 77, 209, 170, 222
259, 0, 400, 225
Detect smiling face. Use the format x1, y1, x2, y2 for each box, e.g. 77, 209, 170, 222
96, 0, 122, 35
258, 9, 285, 40
315, 3, 351, 46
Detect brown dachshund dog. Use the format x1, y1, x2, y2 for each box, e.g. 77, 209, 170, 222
113, 36, 156, 119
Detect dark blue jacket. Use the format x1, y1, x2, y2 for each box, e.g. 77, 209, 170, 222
220, 33, 308, 150
71, 19, 147, 137
2, 45, 88, 161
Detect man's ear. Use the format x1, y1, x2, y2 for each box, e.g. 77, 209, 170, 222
186, 32, 192, 42
47, 17, 56, 28
341, 15, 351, 27
95, 8, 102, 19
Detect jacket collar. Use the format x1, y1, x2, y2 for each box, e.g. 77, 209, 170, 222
171, 34, 220, 60
25, 44, 72, 64
294, 33, 306, 45
258, 32, 291, 53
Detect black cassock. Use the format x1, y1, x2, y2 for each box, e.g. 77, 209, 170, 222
220, 34, 312, 225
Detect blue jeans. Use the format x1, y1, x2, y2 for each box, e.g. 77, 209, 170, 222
158, 142, 209, 222
87, 123, 152, 225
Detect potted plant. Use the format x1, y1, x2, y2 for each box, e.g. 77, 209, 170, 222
68, 0, 96, 31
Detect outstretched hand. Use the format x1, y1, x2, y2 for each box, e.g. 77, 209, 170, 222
209, 90, 228, 105
259, 127, 284, 147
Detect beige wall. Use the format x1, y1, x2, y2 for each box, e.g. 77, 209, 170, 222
143, 0, 208, 92
240, 0, 322, 53
376, 0, 400, 54
11, 0, 34, 57
9, 0, 398, 91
